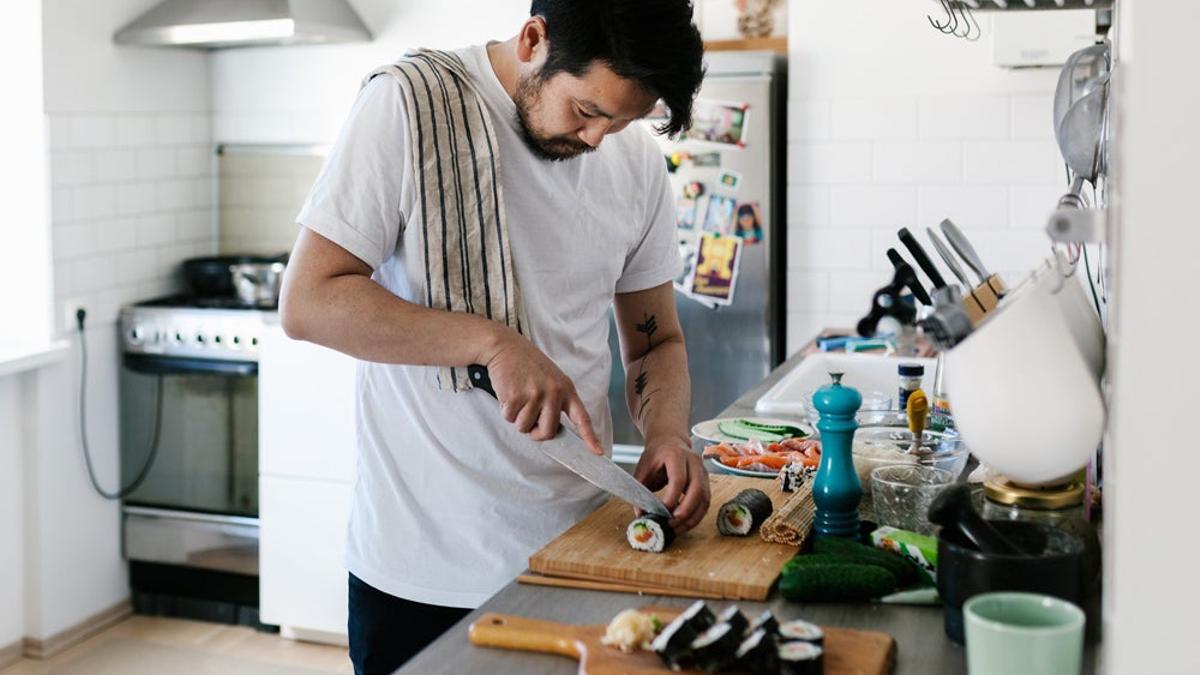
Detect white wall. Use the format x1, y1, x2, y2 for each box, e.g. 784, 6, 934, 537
0, 377, 26, 652
0, 0, 214, 646
1106, 2, 1200, 672
785, 1, 1067, 353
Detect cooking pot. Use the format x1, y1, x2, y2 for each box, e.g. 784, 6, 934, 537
230, 261, 286, 307
183, 255, 286, 297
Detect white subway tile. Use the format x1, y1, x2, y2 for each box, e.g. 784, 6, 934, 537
52, 223, 94, 260
919, 95, 1009, 140
786, 227, 873, 271
157, 242, 196, 276
827, 270, 895, 315
94, 149, 138, 182
117, 115, 157, 147
1010, 94, 1055, 140
69, 115, 117, 149
176, 210, 212, 242
829, 186, 916, 228
118, 182, 157, 216
53, 263, 75, 297
137, 148, 177, 179
191, 114, 212, 144
51, 151, 94, 187
962, 140, 1062, 184
93, 218, 139, 253
74, 254, 118, 291
1010, 184, 1069, 229
156, 179, 194, 210
960, 228, 1050, 273
832, 97, 918, 140
786, 312, 827, 356
116, 249, 158, 285
193, 178, 215, 208
786, 270, 830, 313
872, 141, 961, 184
175, 147, 213, 177
74, 185, 118, 220
918, 186, 1010, 228
155, 115, 194, 146
51, 188, 75, 224
786, 185, 830, 229
48, 115, 72, 149
136, 214, 176, 247
787, 142, 871, 185
787, 99, 832, 141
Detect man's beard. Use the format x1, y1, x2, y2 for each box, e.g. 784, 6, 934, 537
514, 74, 596, 162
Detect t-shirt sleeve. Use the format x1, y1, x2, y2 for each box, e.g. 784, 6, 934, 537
296, 76, 409, 270
614, 131, 683, 294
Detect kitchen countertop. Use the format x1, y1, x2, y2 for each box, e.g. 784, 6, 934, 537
397, 347, 1101, 674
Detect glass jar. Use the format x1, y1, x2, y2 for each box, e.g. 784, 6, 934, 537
982, 478, 1101, 582
897, 363, 925, 411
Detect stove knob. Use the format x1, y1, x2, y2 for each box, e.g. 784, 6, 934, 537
231, 335, 242, 347
213, 335, 223, 346
195, 333, 206, 346
129, 326, 144, 344
174, 331, 184, 344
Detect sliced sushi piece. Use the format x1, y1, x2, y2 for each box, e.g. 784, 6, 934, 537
747, 609, 779, 638
689, 622, 742, 673
735, 628, 779, 675
716, 605, 748, 637
779, 461, 816, 492
716, 488, 774, 536
680, 599, 716, 633
778, 619, 825, 647
627, 514, 675, 553
651, 611, 700, 670
778, 640, 824, 674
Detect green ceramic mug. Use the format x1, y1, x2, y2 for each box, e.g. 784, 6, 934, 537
964, 592, 1086, 675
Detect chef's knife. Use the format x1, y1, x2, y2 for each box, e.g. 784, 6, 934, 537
467, 364, 673, 520
925, 227, 972, 288
885, 248, 932, 306
939, 219, 990, 286
897, 227, 947, 290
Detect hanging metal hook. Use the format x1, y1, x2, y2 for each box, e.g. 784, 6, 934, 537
928, 0, 955, 33
961, 2, 982, 41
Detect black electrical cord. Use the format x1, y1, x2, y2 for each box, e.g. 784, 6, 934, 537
76, 308, 164, 500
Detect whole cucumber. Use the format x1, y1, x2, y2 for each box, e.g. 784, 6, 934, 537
813, 536, 920, 586
779, 564, 897, 603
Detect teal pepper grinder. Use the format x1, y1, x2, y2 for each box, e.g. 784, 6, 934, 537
812, 372, 863, 539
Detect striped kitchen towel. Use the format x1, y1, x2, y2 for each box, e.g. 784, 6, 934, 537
363, 49, 525, 391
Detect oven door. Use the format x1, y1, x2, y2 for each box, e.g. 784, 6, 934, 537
120, 354, 259, 517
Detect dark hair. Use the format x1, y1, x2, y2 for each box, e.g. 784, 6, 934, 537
530, 0, 705, 136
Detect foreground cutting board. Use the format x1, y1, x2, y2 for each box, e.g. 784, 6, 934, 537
469, 606, 896, 675
530, 474, 796, 600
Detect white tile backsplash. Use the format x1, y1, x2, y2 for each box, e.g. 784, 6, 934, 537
919, 94, 1010, 140
829, 185, 917, 228
832, 97, 918, 140
787, 99, 832, 141
787, 227, 874, 271
963, 140, 1062, 184
918, 186, 1010, 229
871, 141, 962, 184
787, 141, 871, 185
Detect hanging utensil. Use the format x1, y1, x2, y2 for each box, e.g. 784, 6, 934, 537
925, 227, 972, 289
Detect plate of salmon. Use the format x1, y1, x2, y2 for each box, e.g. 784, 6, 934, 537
702, 437, 822, 478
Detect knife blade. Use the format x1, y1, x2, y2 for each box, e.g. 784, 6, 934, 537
925, 227, 972, 288
466, 365, 673, 519
939, 218, 991, 286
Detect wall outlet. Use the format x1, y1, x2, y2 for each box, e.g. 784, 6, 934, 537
63, 298, 87, 330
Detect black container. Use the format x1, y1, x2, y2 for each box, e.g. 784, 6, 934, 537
183, 254, 286, 297
938, 519, 1098, 644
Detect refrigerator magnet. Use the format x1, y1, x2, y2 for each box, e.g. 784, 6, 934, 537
689, 233, 743, 306
702, 194, 738, 234
734, 202, 763, 245
691, 151, 722, 168
680, 99, 750, 148
674, 229, 701, 292
718, 169, 742, 191
676, 197, 698, 229
683, 180, 706, 199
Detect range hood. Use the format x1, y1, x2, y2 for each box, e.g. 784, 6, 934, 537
114, 0, 372, 49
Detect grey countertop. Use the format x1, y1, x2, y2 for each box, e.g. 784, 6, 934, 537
397, 347, 1100, 674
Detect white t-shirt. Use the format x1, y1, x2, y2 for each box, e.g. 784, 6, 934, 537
296, 45, 681, 608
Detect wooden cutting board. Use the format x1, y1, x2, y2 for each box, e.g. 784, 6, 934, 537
529, 474, 797, 600
468, 606, 896, 675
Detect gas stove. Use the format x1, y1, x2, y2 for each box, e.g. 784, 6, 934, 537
120, 294, 274, 362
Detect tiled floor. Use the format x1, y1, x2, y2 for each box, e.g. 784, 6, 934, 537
1, 616, 352, 675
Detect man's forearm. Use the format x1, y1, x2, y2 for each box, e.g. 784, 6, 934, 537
280, 270, 505, 368
625, 335, 691, 446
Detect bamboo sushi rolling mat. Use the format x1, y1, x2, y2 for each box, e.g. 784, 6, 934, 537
528, 474, 800, 600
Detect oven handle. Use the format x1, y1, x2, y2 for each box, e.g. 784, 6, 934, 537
123, 353, 258, 376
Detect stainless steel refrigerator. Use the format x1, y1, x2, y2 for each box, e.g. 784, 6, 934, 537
610, 51, 785, 461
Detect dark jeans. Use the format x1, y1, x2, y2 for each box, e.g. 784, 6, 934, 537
347, 573, 472, 675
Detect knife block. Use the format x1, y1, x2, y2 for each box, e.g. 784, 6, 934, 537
963, 275, 1007, 326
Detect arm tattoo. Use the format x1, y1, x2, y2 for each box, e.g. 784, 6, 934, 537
633, 313, 660, 422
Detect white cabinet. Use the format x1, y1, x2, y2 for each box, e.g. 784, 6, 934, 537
259, 320, 357, 643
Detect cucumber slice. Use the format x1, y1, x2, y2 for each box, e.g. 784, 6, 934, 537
717, 421, 785, 443
736, 419, 809, 438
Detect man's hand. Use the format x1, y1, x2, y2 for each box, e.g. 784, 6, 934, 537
634, 436, 710, 533
481, 327, 604, 455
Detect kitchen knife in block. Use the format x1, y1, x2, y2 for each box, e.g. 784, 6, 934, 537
468, 607, 896, 675
940, 219, 1008, 300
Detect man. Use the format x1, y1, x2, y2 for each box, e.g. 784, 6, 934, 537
279, 2, 707, 673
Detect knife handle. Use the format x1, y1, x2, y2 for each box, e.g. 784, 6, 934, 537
886, 248, 932, 306
467, 364, 497, 399
898, 227, 947, 290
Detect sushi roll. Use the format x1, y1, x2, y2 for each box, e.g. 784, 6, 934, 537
717, 488, 774, 536
779, 462, 816, 492
778, 619, 825, 647
651, 601, 715, 669
627, 514, 675, 553
716, 605, 749, 637
778, 640, 824, 674
689, 622, 742, 673
735, 628, 779, 675
747, 609, 779, 638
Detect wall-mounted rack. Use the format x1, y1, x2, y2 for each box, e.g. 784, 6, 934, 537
957, 0, 1112, 9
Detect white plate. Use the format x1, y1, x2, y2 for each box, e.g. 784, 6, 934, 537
705, 457, 779, 479
691, 417, 814, 444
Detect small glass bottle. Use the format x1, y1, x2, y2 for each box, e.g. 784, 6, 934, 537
930, 352, 953, 431
897, 363, 924, 412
